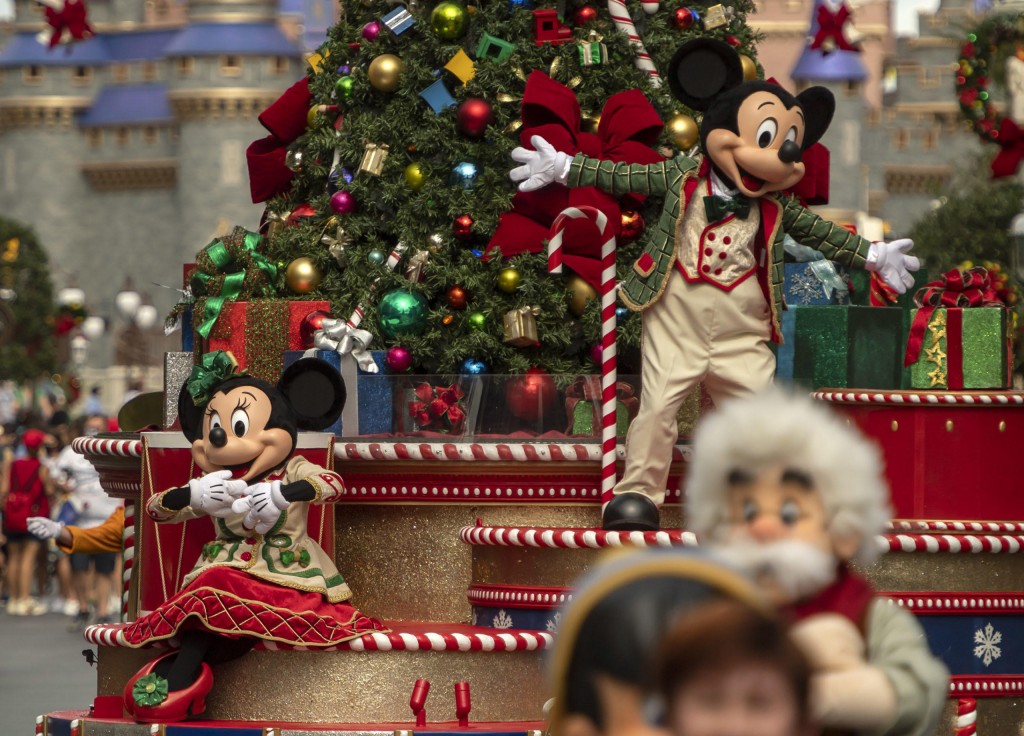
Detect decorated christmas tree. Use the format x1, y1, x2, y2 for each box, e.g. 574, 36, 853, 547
249, 0, 762, 378
0, 217, 57, 382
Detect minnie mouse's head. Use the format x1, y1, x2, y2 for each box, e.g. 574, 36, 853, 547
178, 353, 345, 482
667, 39, 834, 199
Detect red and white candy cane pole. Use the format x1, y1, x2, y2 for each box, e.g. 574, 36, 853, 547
549, 207, 618, 507
954, 698, 977, 736
608, 0, 662, 87
346, 242, 408, 328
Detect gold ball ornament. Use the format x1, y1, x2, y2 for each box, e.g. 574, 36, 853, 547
497, 267, 521, 293
404, 163, 425, 190
739, 54, 758, 81
666, 113, 699, 150
285, 257, 324, 294
566, 274, 598, 317
368, 54, 404, 93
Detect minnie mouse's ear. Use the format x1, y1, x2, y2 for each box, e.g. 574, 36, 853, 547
177, 383, 205, 444
668, 39, 744, 112
277, 358, 346, 431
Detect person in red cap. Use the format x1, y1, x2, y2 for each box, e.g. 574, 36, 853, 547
2, 428, 55, 615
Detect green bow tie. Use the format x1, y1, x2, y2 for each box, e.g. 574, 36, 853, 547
704, 194, 751, 222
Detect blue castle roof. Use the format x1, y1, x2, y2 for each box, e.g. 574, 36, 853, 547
78, 84, 173, 127
163, 22, 300, 56
0, 32, 109, 67
104, 30, 178, 61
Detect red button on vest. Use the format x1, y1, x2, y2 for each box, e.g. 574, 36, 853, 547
704, 247, 713, 256
723, 236, 732, 245
241, 552, 252, 562
702, 265, 710, 273
719, 252, 727, 259
715, 268, 723, 275
246, 538, 256, 545
707, 232, 716, 241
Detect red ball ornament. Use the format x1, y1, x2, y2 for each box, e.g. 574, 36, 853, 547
673, 6, 695, 29
447, 285, 469, 310
300, 309, 331, 348
505, 368, 558, 423
454, 214, 474, 239
456, 98, 495, 138
573, 6, 598, 25
619, 209, 645, 244
385, 346, 414, 372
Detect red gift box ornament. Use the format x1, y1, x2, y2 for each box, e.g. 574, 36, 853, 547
903, 267, 1004, 383
487, 71, 663, 292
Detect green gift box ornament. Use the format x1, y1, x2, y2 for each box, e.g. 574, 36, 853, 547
577, 37, 607, 67
903, 267, 1010, 390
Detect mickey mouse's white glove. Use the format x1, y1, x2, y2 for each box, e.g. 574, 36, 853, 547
189, 470, 248, 518
510, 135, 572, 192
866, 238, 920, 294
232, 480, 288, 535
27, 517, 63, 540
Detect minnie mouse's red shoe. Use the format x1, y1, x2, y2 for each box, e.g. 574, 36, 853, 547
122, 651, 214, 723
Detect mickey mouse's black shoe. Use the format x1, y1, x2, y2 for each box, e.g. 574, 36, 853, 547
602, 492, 660, 531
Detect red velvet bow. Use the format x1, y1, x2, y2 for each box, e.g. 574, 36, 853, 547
487, 71, 663, 291
809, 3, 858, 53
44, 0, 94, 49
904, 267, 1003, 366
991, 117, 1024, 179
245, 78, 312, 203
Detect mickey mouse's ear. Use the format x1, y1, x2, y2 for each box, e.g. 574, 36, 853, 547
668, 39, 744, 111
277, 358, 346, 431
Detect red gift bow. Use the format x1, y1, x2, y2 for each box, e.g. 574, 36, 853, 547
903, 267, 1003, 367
43, 0, 94, 49
409, 383, 466, 433
869, 271, 899, 306
487, 71, 663, 291
245, 78, 313, 203
991, 117, 1024, 179
809, 2, 859, 53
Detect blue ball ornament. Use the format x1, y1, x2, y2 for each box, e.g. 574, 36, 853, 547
368, 249, 387, 265
461, 357, 489, 375
616, 306, 630, 322
450, 161, 478, 189
378, 289, 429, 338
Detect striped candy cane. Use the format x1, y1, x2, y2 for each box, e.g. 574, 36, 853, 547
346, 242, 408, 328
549, 207, 618, 506
954, 698, 977, 736
608, 0, 662, 87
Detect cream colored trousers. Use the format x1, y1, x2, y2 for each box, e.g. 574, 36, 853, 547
615, 270, 776, 505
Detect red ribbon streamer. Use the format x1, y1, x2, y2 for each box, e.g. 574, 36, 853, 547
869, 271, 899, 306
44, 0, 94, 48
991, 117, 1024, 179
487, 71, 663, 291
245, 78, 312, 203
946, 307, 964, 390
809, 3, 859, 53
903, 267, 1002, 368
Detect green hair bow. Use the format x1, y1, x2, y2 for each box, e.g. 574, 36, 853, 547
185, 351, 244, 405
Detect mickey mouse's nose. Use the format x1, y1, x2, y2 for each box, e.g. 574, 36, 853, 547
778, 140, 802, 164
209, 426, 228, 448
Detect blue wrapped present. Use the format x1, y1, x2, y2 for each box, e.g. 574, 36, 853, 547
181, 307, 194, 352
773, 308, 798, 382
284, 350, 392, 436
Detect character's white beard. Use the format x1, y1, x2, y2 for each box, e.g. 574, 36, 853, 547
711, 536, 838, 603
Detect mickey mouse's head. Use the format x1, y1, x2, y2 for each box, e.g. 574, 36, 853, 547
667, 39, 834, 198
178, 358, 345, 481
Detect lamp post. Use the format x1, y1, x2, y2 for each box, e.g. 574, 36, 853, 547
114, 279, 159, 378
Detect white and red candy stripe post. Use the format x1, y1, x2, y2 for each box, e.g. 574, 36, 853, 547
121, 501, 134, 620
346, 241, 408, 328
955, 698, 977, 736
548, 206, 618, 507
607, 0, 662, 87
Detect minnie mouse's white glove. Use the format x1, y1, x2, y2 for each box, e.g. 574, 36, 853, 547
232, 480, 288, 535
189, 470, 247, 518
867, 239, 920, 294
510, 136, 572, 192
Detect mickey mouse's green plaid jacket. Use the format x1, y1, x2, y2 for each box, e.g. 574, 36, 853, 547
567, 152, 872, 342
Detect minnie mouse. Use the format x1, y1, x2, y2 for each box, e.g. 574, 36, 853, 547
511, 39, 920, 532
118, 351, 386, 723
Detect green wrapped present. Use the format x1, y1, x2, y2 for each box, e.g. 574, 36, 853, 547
792, 305, 904, 390
905, 307, 1008, 389
577, 40, 607, 66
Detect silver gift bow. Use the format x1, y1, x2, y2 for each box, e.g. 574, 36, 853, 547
304, 318, 379, 373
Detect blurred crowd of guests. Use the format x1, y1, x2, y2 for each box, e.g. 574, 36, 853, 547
0, 393, 123, 628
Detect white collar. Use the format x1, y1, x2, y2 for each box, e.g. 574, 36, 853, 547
709, 167, 739, 198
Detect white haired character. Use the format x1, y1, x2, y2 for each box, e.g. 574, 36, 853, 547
686, 388, 948, 736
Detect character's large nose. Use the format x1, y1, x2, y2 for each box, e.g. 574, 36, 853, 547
209, 426, 228, 448
778, 140, 802, 164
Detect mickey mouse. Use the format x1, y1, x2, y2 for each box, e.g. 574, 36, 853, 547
117, 351, 386, 723
511, 39, 919, 532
